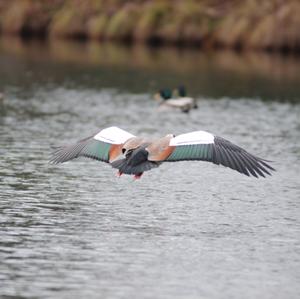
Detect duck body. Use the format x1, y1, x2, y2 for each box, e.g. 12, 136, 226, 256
155, 86, 197, 112
161, 97, 196, 112
51, 126, 275, 180
172, 85, 198, 109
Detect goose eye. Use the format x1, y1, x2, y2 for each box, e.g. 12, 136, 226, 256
122, 148, 126, 154
125, 149, 133, 157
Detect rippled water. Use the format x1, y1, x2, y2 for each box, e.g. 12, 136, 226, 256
0, 40, 300, 299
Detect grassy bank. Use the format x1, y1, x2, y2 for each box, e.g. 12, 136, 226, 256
0, 0, 299, 52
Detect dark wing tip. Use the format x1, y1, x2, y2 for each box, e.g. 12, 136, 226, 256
236, 152, 275, 178
213, 136, 275, 178
49, 147, 70, 164
257, 158, 276, 171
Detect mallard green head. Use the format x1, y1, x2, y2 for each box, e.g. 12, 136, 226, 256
177, 85, 187, 97
159, 89, 172, 100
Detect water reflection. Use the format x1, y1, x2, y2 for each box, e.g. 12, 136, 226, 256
0, 36, 300, 101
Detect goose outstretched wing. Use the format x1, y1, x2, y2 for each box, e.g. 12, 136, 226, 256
50, 126, 135, 164
148, 131, 275, 178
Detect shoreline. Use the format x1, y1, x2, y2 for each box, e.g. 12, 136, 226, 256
0, 0, 299, 54
1, 36, 300, 103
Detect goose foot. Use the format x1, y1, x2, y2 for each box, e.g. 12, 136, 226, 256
133, 173, 143, 180
116, 171, 123, 177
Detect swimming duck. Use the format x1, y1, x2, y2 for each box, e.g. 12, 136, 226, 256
50, 126, 274, 180
173, 85, 198, 109
154, 86, 197, 113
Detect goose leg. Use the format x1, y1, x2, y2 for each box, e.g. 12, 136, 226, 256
133, 173, 143, 180
116, 171, 123, 177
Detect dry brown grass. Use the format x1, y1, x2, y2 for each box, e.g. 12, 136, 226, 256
0, 0, 299, 52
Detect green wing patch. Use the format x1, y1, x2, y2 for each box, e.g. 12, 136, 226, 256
50, 138, 111, 164
81, 139, 111, 161
166, 144, 213, 161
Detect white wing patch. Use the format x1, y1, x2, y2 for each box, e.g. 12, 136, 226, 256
169, 131, 214, 146
94, 126, 135, 144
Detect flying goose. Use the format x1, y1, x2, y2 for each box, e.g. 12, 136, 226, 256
50, 126, 274, 179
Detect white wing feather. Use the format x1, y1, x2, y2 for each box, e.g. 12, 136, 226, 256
169, 131, 214, 146
94, 126, 135, 144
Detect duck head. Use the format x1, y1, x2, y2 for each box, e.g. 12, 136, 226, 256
173, 85, 187, 98
154, 88, 172, 102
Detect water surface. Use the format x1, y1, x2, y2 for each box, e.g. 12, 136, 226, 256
0, 39, 300, 299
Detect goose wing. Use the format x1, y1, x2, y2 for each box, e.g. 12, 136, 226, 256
50, 126, 135, 164
148, 131, 275, 178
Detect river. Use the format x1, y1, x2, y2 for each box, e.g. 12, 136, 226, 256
0, 37, 299, 299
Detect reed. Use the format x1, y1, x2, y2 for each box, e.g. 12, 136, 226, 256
0, 0, 299, 52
